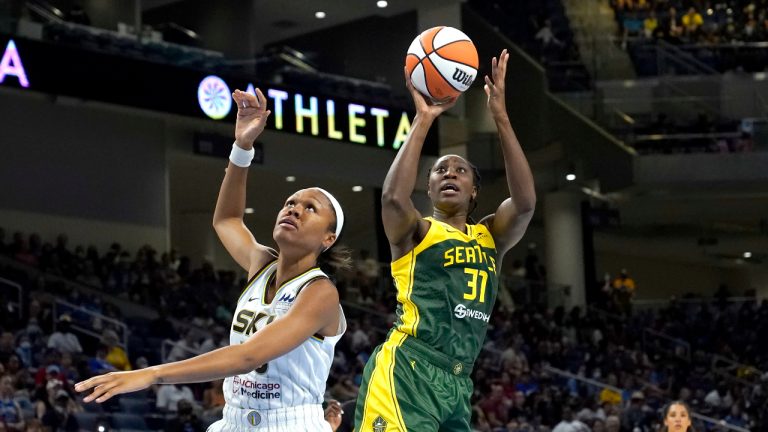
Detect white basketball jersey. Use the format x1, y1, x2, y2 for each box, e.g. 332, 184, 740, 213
223, 261, 345, 411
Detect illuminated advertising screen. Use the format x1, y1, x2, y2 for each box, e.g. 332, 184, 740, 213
0, 37, 438, 154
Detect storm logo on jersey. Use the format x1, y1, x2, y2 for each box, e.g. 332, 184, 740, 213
372, 416, 387, 432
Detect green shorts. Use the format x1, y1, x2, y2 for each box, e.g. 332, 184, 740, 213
354, 330, 474, 432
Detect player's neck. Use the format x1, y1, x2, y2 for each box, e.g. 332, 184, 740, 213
432, 209, 469, 233
274, 252, 318, 287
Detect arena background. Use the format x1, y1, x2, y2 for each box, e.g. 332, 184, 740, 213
0, 0, 766, 431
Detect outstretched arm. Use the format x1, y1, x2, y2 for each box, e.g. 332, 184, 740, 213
479, 50, 537, 255
381, 68, 457, 257
75, 279, 339, 403
213, 89, 276, 276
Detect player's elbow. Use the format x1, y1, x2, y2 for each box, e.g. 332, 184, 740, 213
516, 193, 537, 215
519, 200, 536, 216
381, 190, 409, 210
238, 350, 265, 374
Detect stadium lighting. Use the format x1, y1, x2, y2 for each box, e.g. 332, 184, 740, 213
315, 11, 326, 19
566, 173, 576, 182
244, 208, 255, 214
352, 186, 363, 192
377, 1, 388, 7
286, 176, 296, 182
744, 252, 752, 258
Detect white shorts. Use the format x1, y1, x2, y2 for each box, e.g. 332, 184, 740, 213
207, 403, 333, 431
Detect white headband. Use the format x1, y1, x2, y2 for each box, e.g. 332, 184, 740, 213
315, 188, 344, 241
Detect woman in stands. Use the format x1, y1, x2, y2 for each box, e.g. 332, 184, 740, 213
355, 49, 537, 431
76, 88, 348, 431
661, 401, 694, 432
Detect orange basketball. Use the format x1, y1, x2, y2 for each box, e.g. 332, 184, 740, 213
405, 26, 479, 101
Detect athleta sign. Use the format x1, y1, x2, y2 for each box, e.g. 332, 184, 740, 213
0, 37, 437, 153
0, 40, 29, 88
197, 75, 414, 150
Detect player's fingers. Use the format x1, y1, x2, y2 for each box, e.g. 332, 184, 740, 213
500, 50, 509, 78
95, 389, 118, 403
484, 75, 495, 90
255, 88, 266, 108
75, 375, 109, 392
404, 66, 415, 91
83, 382, 112, 403
233, 90, 249, 109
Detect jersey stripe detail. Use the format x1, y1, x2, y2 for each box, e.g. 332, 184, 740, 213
260, 266, 321, 305
237, 259, 277, 303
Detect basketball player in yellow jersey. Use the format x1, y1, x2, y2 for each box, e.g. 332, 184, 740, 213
355, 49, 536, 431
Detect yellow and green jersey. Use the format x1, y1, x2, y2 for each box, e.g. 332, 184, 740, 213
391, 216, 498, 365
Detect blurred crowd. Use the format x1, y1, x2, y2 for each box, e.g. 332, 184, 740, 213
1, 229, 766, 431
613, 0, 768, 44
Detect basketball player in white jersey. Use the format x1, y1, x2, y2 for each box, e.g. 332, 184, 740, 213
75, 88, 348, 431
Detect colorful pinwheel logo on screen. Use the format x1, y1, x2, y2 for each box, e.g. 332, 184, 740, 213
198, 75, 231, 120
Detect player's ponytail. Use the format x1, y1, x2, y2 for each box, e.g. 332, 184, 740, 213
318, 244, 352, 276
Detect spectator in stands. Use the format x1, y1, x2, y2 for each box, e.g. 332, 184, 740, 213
166, 329, 199, 362
660, 401, 692, 432
612, 269, 636, 315
12, 233, 36, 267
158, 252, 182, 287
87, 347, 117, 376
198, 326, 226, 353
25, 419, 44, 432
536, 19, 563, 48
166, 398, 204, 432
328, 374, 359, 401
600, 374, 623, 406
46, 315, 82, 355
35, 364, 70, 394
593, 419, 607, 432
479, 382, 509, 427
724, 403, 749, 428
75, 260, 102, 288
0, 376, 25, 431
0, 332, 15, 364
605, 415, 621, 432
27, 299, 52, 335
734, 132, 754, 152
552, 406, 590, 432
2, 356, 25, 389
704, 382, 733, 410
14, 334, 32, 368
36, 379, 80, 432
644, 10, 659, 38
356, 249, 380, 288
622, 391, 651, 431
682, 7, 704, 39
58, 352, 78, 384
155, 383, 195, 413
134, 356, 149, 369
348, 320, 370, 353
101, 329, 130, 371
148, 309, 178, 341
662, 7, 684, 41
53, 234, 72, 274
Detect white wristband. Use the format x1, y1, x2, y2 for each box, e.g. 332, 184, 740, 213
229, 143, 254, 168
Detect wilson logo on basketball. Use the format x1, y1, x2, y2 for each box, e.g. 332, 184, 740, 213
452, 68, 474, 86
